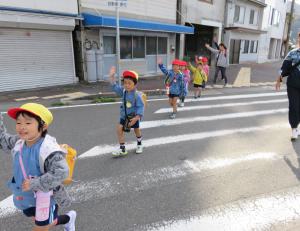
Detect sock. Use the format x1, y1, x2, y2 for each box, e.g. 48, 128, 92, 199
120, 143, 125, 151
137, 136, 142, 145
56, 215, 70, 225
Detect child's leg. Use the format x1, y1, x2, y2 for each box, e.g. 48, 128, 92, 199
198, 88, 202, 97
172, 97, 178, 113
194, 88, 197, 98
117, 124, 125, 144
169, 97, 173, 107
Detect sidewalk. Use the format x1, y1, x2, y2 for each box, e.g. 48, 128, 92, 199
0, 60, 282, 107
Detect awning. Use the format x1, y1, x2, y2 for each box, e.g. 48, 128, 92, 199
82, 13, 194, 34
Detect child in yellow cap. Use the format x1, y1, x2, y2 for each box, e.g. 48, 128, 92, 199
109, 67, 145, 157
0, 103, 76, 231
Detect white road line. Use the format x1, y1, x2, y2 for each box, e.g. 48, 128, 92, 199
79, 123, 288, 159
0, 152, 278, 218
155, 99, 288, 114
142, 108, 288, 129
2, 92, 287, 113
144, 186, 300, 231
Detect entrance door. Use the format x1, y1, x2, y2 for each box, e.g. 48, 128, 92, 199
229, 39, 241, 64
146, 37, 158, 73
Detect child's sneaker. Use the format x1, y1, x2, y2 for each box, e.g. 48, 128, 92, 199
169, 113, 176, 119
64, 210, 76, 231
112, 148, 128, 157
179, 102, 184, 107
136, 145, 143, 154
291, 128, 298, 141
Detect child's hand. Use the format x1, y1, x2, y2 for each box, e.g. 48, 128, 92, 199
109, 66, 116, 83
157, 58, 163, 65
22, 179, 31, 192
205, 43, 210, 48
129, 116, 139, 127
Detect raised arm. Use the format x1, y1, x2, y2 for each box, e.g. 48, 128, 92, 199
0, 113, 19, 153
205, 43, 219, 54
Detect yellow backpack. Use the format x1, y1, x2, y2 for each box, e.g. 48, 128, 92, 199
60, 144, 77, 185
138, 91, 148, 107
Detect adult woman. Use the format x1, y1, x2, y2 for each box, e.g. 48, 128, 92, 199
276, 33, 300, 141
205, 43, 228, 86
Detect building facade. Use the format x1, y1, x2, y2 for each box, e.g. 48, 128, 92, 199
224, 0, 267, 64
79, 0, 193, 81
258, 0, 288, 63
177, 0, 226, 61
0, 0, 78, 92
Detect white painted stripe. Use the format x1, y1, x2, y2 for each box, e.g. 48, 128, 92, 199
182, 92, 286, 103
142, 108, 288, 129
2, 92, 287, 113
155, 98, 288, 114
79, 123, 288, 159
144, 186, 300, 231
0, 195, 17, 218
15, 96, 39, 101
0, 152, 278, 218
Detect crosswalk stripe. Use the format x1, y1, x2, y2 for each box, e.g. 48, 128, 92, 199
155, 98, 288, 114
79, 123, 288, 159
144, 185, 300, 231
0, 152, 279, 219
142, 108, 288, 129
182, 92, 286, 103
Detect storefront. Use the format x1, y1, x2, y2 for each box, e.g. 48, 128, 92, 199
82, 13, 194, 81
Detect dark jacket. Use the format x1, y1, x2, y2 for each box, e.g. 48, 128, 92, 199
281, 48, 300, 88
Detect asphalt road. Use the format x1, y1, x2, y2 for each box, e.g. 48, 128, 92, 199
1, 86, 300, 230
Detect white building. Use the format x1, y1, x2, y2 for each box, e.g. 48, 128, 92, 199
258, 0, 288, 63
178, 0, 226, 61
224, 0, 267, 64
79, 0, 193, 81
0, 0, 78, 92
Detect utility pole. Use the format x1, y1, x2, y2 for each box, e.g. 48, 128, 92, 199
285, 0, 295, 56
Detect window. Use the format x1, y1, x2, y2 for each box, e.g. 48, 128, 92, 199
249, 10, 255, 24
250, 41, 255, 53
243, 40, 249, 53
146, 37, 157, 55
132, 36, 145, 58
270, 8, 280, 26
158, 37, 167, 54
234, 5, 245, 24
120, 36, 132, 59
103, 36, 116, 54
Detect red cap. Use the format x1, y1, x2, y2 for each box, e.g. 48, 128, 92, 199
172, 59, 181, 65
179, 61, 187, 66
123, 70, 139, 80
202, 57, 208, 63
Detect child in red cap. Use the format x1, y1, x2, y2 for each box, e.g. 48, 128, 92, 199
201, 57, 209, 87
179, 61, 191, 107
158, 59, 184, 119
109, 67, 145, 157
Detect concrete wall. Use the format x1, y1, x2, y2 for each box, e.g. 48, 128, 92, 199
182, 0, 225, 24
0, 0, 78, 14
80, 0, 176, 24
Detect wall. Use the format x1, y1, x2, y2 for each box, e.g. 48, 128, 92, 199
80, 0, 176, 24
0, 0, 78, 14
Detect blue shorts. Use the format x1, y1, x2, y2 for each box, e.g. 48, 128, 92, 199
120, 118, 140, 129
169, 94, 179, 98
23, 204, 58, 226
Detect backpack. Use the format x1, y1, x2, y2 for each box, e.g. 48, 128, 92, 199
136, 91, 148, 107
60, 144, 77, 185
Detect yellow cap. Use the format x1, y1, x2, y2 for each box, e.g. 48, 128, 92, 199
8, 103, 53, 125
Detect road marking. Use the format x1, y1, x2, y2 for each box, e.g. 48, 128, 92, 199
142, 108, 288, 129
15, 96, 39, 101
0, 152, 278, 218
233, 67, 251, 87
4, 92, 287, 114
144, 186, 300, 231
155, 98, 288, 114
79, 123, 288, 159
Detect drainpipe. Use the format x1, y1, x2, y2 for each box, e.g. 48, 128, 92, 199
176, 0, 183, 59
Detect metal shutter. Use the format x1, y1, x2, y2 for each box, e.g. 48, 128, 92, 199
0, 28, 76, 92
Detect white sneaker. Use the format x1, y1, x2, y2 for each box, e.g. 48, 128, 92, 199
169, 113, 176, 119
64, 210, 77, 231
136, 145, 143, 154
291, 129, 299, 141
179, 102, 184, 107
112, 148, 128, 157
